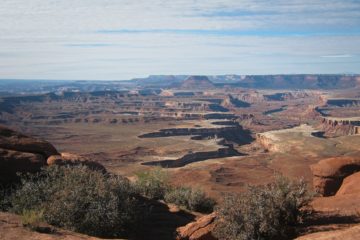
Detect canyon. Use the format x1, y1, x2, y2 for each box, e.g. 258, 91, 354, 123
1, 75, 360, 239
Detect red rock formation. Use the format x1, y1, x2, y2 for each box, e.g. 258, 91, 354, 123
0, 126, 106, 185
221, 95, 250, 108
0, 125, 58, 185
256, 134, 278, 152
47, 152, 106, 173
296, 224, 360, 240
336, 171, 360, 196
292, 165, 360, 239
0, 125, 58, 158
176, 213, 217, 240
310, 155, 360, 196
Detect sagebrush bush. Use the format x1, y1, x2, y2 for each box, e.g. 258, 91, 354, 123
10, 165, 143, 238
165, 186, 215, 213
134, 167, 169, 200
134, 168, 215, 212
21, 209, 45, 231
214, 176, 312, 240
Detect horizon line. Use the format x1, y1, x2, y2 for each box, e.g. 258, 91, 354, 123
0, 73, 360, 82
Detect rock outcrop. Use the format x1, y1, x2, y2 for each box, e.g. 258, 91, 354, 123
256, 133, 279, 152
0, 125, 59, 185
0, 126, 106, 185
320, 117, 360, 137
0, 125, 58, 158
264, 91, 310, 101
47, 152, 106, 173
177, 213, 217, 240
336, 171, 360, 196
311, 192, 360, 218
221, 95, 250, 108
310, 155, 360, 196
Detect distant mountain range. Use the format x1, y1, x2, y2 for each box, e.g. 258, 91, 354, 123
131, 74, 360, 89
0, 74, 359, 95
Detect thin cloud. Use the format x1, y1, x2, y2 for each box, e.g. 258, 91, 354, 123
321, 54, 353, 58
64, 43, 113, 48
0, 0, 360, 79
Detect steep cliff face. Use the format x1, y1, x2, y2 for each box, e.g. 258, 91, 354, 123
263, 91, 310, 101
320, 117, 360, 137
221, 95, 251, 108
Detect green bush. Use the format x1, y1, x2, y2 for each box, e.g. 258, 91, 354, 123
0, 188, 10, 211
133, 168, 215, 213
21, 209, 45, 230
134, 167, 169, 200
10, 165, 143, 238
214, 176, 312, 240
165, 186, 215, 213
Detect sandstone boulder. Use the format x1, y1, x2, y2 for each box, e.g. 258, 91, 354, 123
0, 125, 58, 158
310, 155, 360, 196
336, 171, 360, 196
176, 212, 217, 240
47, 152, 106, 173
0, 125, 60, 185
311, 193, 360, 219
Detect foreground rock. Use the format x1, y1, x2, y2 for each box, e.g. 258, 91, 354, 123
296, 224, 360, 240
336, 171, 360, 196
176, 213, 217, 240
0, 211, 115, 240
0, 125, 59, 185
304, 156, 360, 239
311, 192, 360, 220
47, 152, 106, 173
310, 155, 360, 196
310, 170, 360, 219
0, 125, 58, 158
0, 125, 106, 185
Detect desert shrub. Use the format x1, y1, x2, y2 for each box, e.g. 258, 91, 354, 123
10, 165, 142, 238
134, 167, 169, 200
0, 187, 12, 211
133, 168, 215, 212
165, 186, 216, 213
214, 176, 312, 240
20, 209, 45, 230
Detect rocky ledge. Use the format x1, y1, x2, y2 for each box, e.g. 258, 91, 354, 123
0, 125, 105, 186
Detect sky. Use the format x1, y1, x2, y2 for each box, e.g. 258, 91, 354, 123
0, 0, 360, 80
